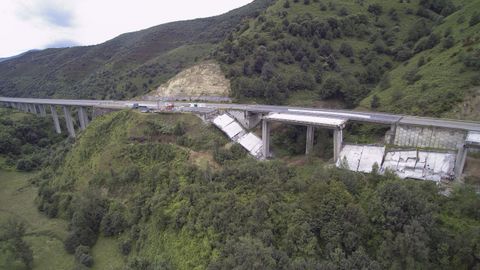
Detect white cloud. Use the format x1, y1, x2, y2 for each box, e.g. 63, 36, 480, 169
0, 0, 253, 58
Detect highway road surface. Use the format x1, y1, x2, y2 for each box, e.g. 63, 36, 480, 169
1, 96, 480, 132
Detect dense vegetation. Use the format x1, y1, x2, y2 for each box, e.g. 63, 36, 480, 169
0, 108, 65, 171
27, 110, 479, 269
215, 0, 480, 117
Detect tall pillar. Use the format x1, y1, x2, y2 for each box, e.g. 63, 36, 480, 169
39, 104, 47, 117
63, 106, 75, 138
22, 103, 28, 112
50, 105, 61, 134
306, 125, 314, 155
262, 120, 270, 159
333, 128, 343, 162
454, 145, 468, 179
28, 104, 37, 114
78, 107, 89, 130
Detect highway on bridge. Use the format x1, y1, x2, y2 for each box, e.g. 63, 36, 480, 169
1, 96, 480, 132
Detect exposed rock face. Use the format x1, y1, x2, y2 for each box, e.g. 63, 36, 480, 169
153, 61, 230, 98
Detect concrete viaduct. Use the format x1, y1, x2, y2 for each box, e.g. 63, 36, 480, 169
1, 97, 479, 179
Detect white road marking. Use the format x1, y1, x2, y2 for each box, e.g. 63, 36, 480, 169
288, 109, 371, 119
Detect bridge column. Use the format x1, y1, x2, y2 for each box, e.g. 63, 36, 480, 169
262, 120, 270, 159
50, 105, 61, 134
306, 125, 314, 155
454, 145, 468, 179
28, 104, 37, 114
333, 128, 343, 162
63, 106, 75, 138
78, 107, 89, 130
38, 104, 47, 117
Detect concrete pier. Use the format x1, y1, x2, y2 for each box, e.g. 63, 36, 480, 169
39, 104, 47, 117
63, 106, 76, 138
333, 128, 343, 162
306, 126, 314, 155
262, 120, 270, 159
454, 145, 468, 178
78, 107, 89, 130
29, 104, 36, 114
50, 105, 61, 134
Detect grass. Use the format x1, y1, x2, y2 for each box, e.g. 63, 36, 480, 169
90, 236, 125, 270
0, 170, 74, 270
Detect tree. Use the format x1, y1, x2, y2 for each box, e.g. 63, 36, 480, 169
371, 95, 380, 109
283, 0, 290, 8
320, 76, 344, 99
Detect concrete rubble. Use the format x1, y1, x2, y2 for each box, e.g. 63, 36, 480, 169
336, 144, 456, 182
382, 150, 456, 182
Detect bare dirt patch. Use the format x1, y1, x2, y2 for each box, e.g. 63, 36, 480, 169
151, 60, 230, 98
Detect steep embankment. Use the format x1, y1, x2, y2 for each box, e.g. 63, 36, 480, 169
215, 0, 480, 119
0, 0, 275, 100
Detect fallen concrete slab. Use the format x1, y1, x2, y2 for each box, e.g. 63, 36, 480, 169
336, 145, 385, 173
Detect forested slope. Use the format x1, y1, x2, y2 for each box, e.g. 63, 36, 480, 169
215, 0, 480, 118
30, 109, 480, 269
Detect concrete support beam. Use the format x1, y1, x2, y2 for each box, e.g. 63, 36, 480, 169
63, 106, 75, 138
39, 104, 47, 117
78, 107, 89, 130
306, 125, 314, 155
22, 103, 28, 112
454, 145, 468, 178
262, 120, 270, 159
333, 128, 343, 162
50, 105, 61, 134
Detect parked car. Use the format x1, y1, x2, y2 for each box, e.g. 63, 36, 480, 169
138, 106, 150, 113
132, 103, 139, 109
166, 103, 174, 111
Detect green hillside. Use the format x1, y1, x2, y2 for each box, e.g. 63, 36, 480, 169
0, 0, 275, 100
215, 0, 480, 118
1, 0, 479, 119
3, 109, 471, 269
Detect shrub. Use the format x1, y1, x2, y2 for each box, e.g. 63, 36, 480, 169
75, 245, 94, 268
443, 36, 455, 49
368, 4, 383, 16
16, 159, 34, 172
469, 12, 480, 26
339, 43, 354, 57
403, 68, 422, 85
120, 240, 132, 256
102, 207, 127, 237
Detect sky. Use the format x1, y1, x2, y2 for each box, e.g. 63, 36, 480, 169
0, 0, 253, 58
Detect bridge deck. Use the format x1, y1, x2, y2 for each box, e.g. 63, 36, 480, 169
265, 113, 347, 129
